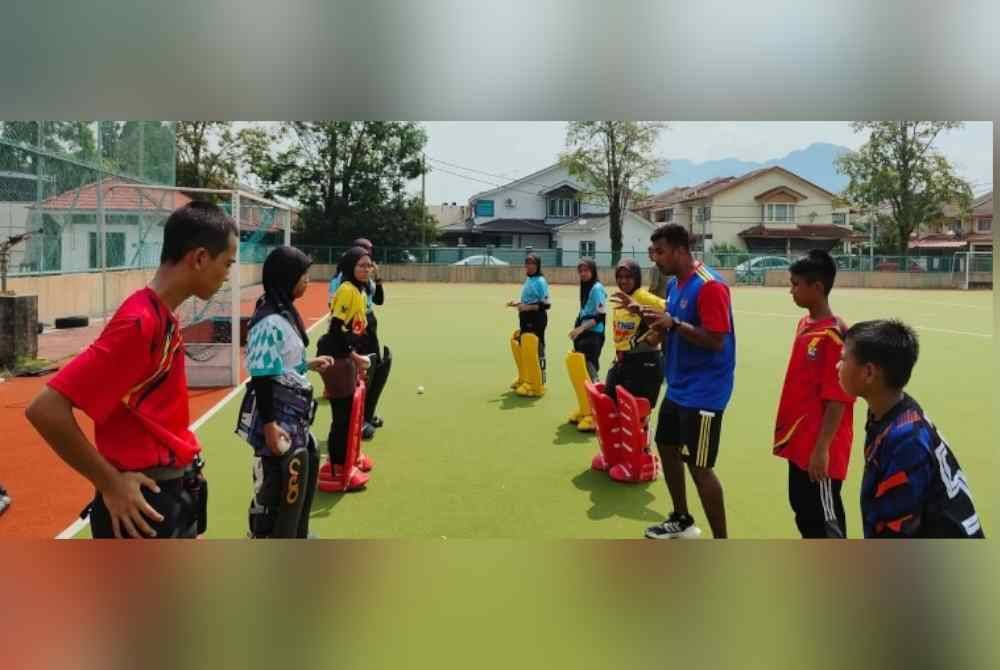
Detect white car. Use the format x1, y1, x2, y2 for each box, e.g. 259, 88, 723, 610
734, 255, 791, 281
452, 255, 510, 266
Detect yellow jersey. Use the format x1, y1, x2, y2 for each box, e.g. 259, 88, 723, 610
612, 288, 665, 352
330, 281, 368, 338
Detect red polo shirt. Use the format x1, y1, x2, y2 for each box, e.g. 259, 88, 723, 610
48, 288, 200, 471
773, 315, 855, 481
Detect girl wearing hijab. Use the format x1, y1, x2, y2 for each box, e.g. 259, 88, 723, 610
328, 238, 389, 440
565, 257, 607, 431
507, 253, 550, 397
316, 246, 375, 492
238, 247, 334, 538
606, 258, 666, 406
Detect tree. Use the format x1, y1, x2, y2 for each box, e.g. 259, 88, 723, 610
175, 121, 266, 190
837, 122, 972, 256
560, 121, 667, 263
245, 122, 430, 247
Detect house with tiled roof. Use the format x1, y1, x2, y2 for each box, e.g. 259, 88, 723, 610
910, 191, 992, 255
438, 162, 608, 250
634, 166, 852, 254
25, 177, 193, 273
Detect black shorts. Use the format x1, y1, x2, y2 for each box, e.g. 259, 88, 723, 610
654, 398, 724, 469
88, 476, 203, 539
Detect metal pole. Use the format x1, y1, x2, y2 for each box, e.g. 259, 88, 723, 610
231, 191, 241, 387
421, 153, 426, 252
96, 124, 107, 319
869, 208, 875, 271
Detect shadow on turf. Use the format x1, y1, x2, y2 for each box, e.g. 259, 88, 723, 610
489, 391, 544, 410
571, 469, 662, 523
553, 422, 594, 446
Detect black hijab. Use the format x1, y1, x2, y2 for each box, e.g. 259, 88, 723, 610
337, 246, 371, 293
524, 253, 543, 278
249, 246, 312, 346
577, 257, 598, 309
614, 258, 643, 295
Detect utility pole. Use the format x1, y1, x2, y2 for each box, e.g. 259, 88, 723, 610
421, 153, 427, 251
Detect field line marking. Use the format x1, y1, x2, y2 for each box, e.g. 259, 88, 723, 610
56, 313, 331, 539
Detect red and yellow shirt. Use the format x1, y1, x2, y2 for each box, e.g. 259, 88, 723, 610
48, 288, 200, 471
773, 315, 855, 480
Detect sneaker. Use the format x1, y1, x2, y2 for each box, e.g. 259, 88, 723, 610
371, 416, 384, 428
0, 485, 9, 517
361, 422, 376, 440
645, 512, 701, 539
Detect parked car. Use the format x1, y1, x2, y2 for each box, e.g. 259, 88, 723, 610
734, 255, 791, 282
452, 255, 510, 266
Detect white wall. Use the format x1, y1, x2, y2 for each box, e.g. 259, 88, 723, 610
60, 222, 164, 273
556, 214, 656, 267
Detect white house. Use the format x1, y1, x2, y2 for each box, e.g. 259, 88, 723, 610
439, 162, 606, 250
27, 178, 194, 273
554, 212, 658, 267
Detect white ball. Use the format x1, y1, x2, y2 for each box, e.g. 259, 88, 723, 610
417, 385, 425, 394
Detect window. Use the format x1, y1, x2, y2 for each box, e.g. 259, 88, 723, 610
653, 208, 673, 223
832, 213, 847, 226
549, 197, 579, 218
765, 203, 795, 223
88, 231, 127, 269
977, 217, 992, 232
475, 199, 494, 217
579, 240, 596, 257
695, 206, 711, 222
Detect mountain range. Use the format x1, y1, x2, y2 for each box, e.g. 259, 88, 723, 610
648, 142, 853, 195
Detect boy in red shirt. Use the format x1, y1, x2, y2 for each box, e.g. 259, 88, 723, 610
773, 249, 855, 538
26, 202, 238, 539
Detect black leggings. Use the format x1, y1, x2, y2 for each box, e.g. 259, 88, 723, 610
327, 396, 353, 466
573, 331, 605, 380
604, 351, 663, 408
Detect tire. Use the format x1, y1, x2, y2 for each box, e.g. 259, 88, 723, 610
54, 316, 89, 329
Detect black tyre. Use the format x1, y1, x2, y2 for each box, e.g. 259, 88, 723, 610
54, 316, 89, 329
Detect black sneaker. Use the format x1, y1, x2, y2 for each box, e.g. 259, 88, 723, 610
645, 512, 701, 539
371, 416, 384, 428
361, 423, 376, 441
0, 484, 10, 517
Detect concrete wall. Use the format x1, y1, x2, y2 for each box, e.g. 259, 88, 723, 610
763, 269, 991, 289
7, 263, 264, 323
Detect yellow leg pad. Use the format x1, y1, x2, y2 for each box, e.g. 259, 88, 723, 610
519, 333, 544, 394
510, 330, 524, 389
565, 351, 591, 423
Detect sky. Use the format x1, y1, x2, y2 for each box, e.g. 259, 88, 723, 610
413, 121, 994, 205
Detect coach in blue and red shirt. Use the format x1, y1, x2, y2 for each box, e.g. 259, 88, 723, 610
640, 224, 735, 540
26, 202, 238, 539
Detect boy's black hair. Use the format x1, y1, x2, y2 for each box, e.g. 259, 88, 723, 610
160, 201, 238, 264
650, 223, 690, 250
844, 319, 920, 389
790, 249, 837, 296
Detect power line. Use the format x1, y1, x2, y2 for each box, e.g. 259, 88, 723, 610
428, 155, 853, 210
